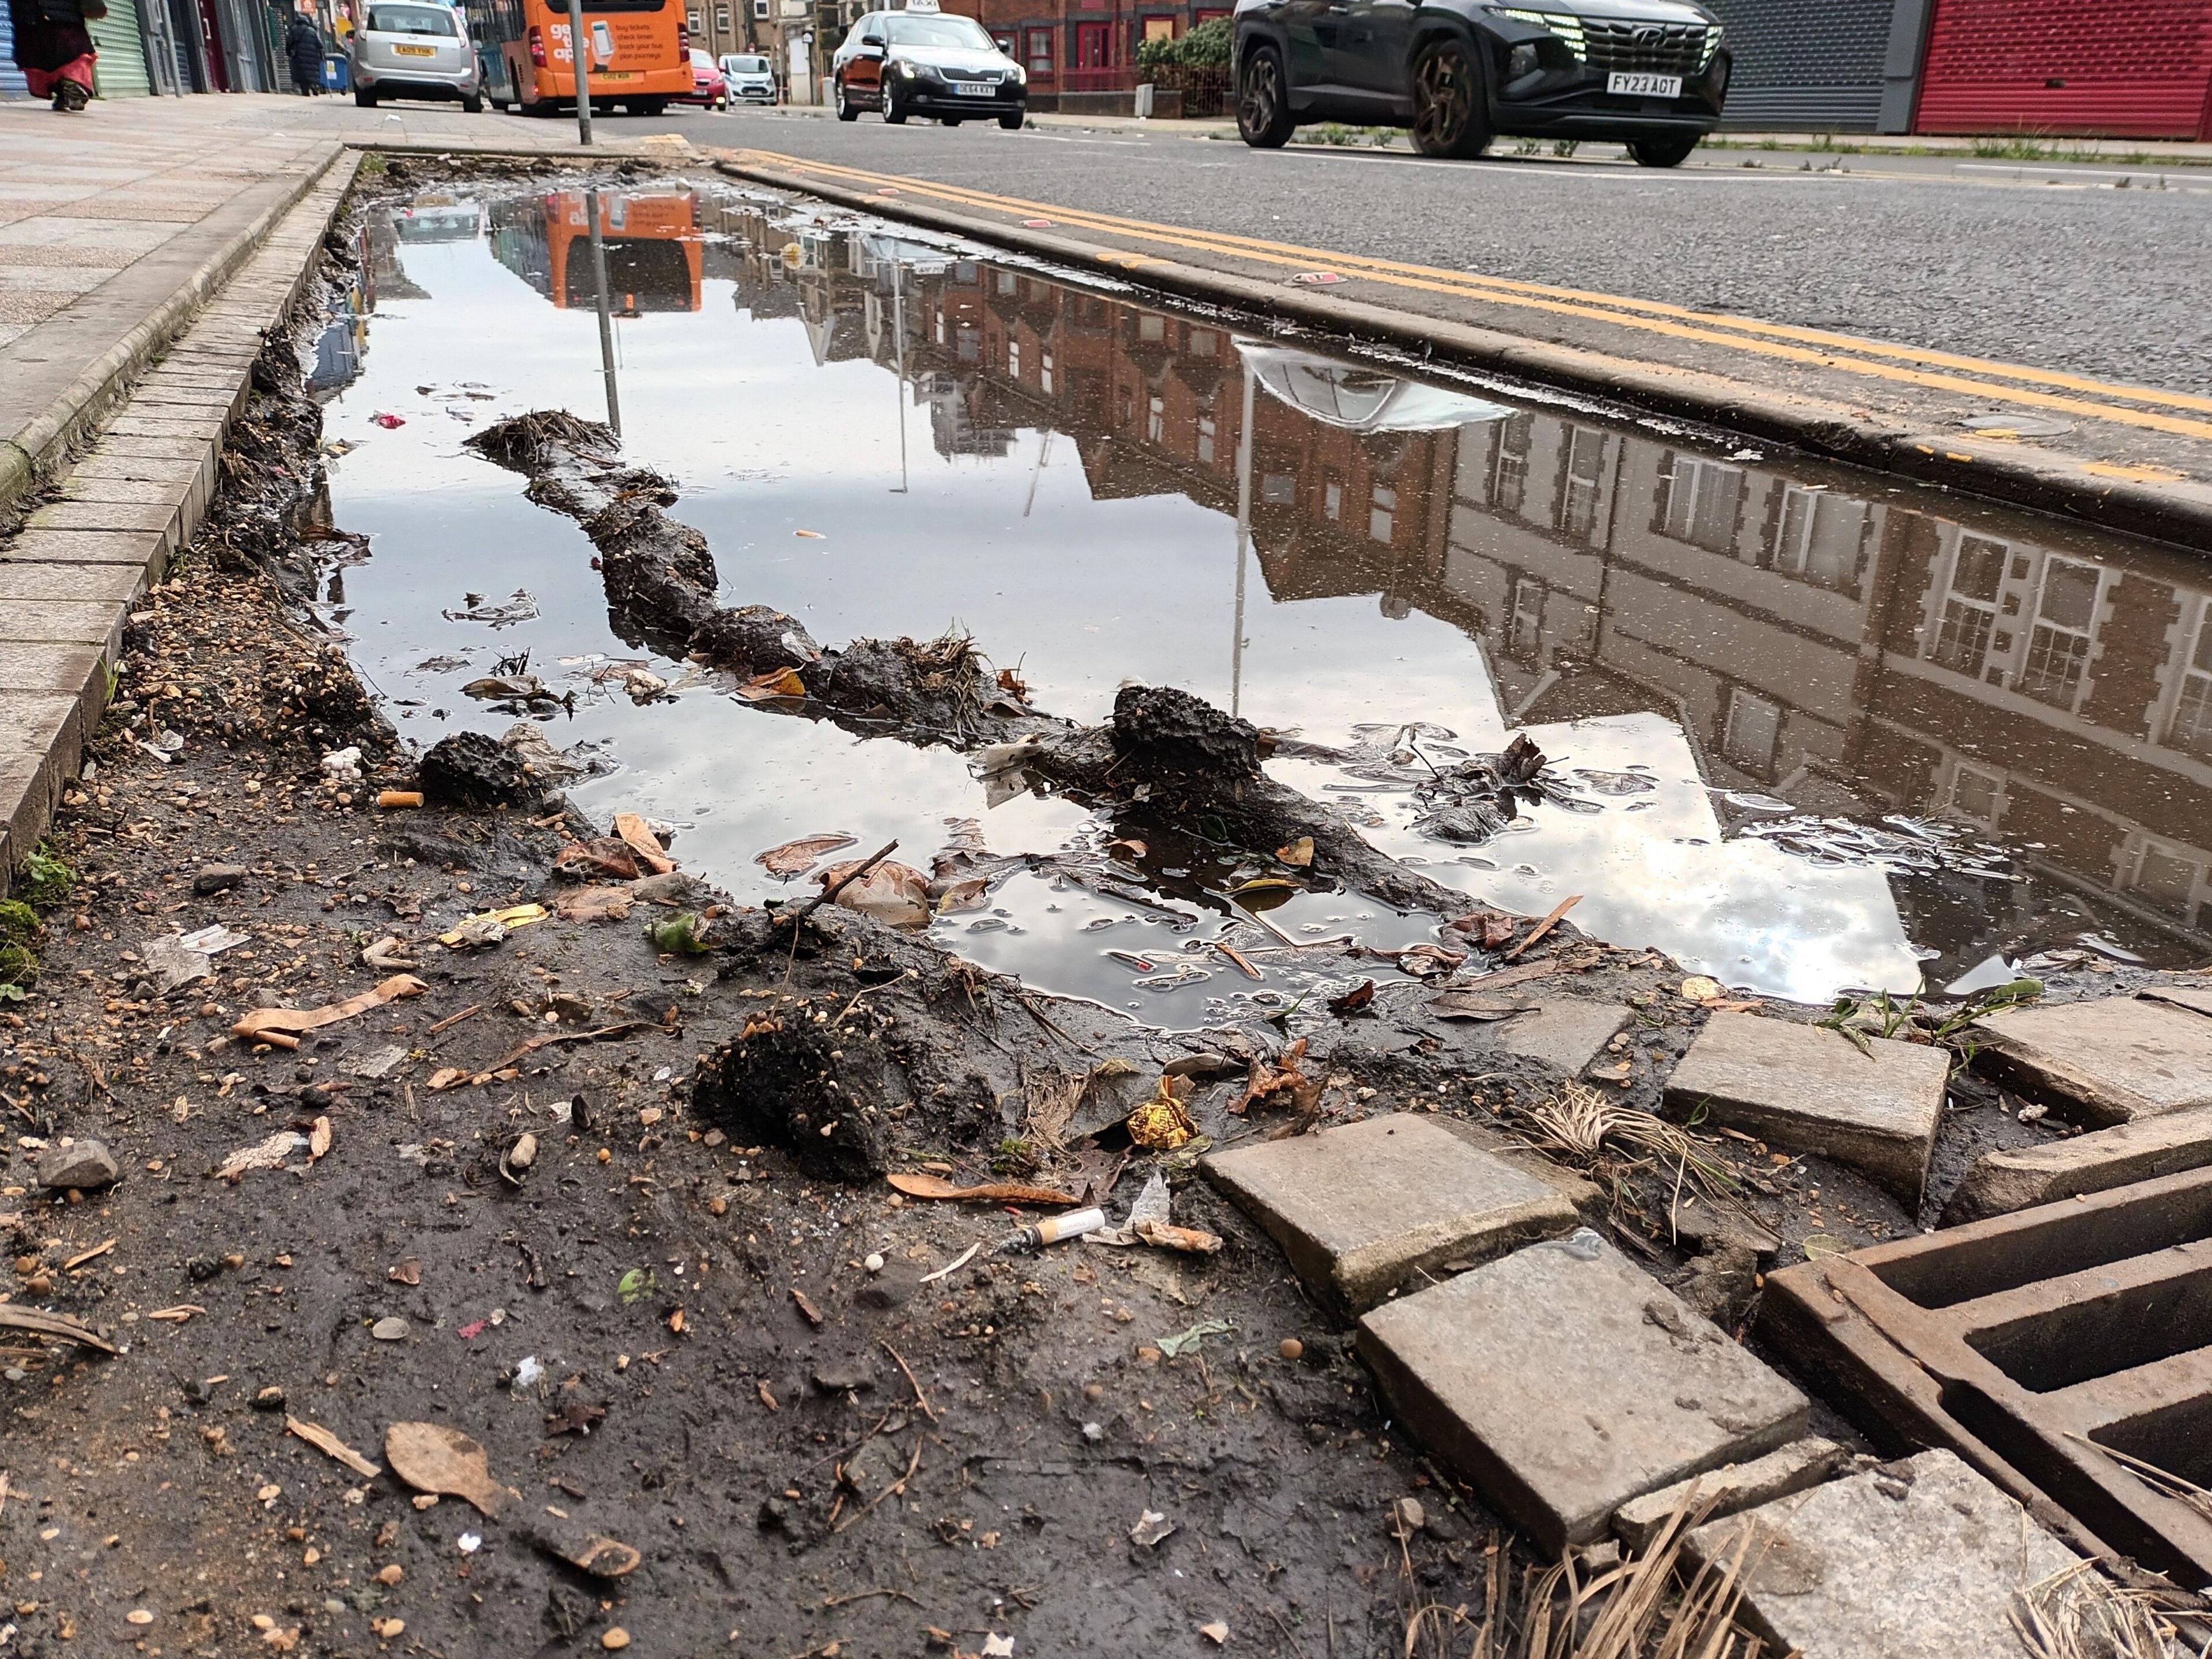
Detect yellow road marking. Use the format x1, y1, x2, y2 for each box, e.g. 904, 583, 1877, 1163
734, 148, 2212, 445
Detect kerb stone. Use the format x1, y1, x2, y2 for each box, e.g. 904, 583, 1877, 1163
1971, 994, 2212, 1126
1941, 1101, 2212, 1222
1664, 1012, 1946, 1201
1682, 1450, 2075, 1659
1203, 1113, 1577, 1313
1358, 1236, 1808, 1552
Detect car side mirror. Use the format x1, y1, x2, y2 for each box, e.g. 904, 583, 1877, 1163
859, 32, 883, 49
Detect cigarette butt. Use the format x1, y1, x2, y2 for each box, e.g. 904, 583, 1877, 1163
377, 790, 424, 809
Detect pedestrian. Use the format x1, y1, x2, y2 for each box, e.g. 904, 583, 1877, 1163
285, 8, 325, 95
6, 0, 101, 112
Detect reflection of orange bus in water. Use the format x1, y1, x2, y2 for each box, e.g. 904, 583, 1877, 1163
488, 190, 703, 313
463, 0, 688, 115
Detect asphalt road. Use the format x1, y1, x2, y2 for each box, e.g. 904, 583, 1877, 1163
679, 105, 2212, 397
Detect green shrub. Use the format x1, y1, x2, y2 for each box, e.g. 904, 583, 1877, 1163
1137, 16, 1230, 70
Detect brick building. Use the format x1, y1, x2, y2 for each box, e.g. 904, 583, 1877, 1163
940, 0, 1226, 108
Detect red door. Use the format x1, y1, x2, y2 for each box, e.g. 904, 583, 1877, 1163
1074, 21, 1108, 67
196, 0, 230, 89
1914, 0, 2212, 141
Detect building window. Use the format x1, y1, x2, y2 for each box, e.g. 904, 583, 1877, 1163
714, 4, 728, 25
1946, 759, 2006, 830
1194, 6, 1228, 18
1490, 412, 1531, 514
1262, 474, 1296, 506
1023, 26, 1051, 74
1556, 427, 1607, 540
2016, 556, 2100, 710
687, 9, 700, 33
1369, 484, 1396, 544
2128, 839, 2205, 927
1509, 576, 1544, 660
753, 0, 767, 18
1196, 413, 1215, 465
1931, 534, 2007, 679
1188, 328, 1216, 357
1323, 479, 1342, 521
1141, 14, 1174, 42
1721, 688, 1781, 775
1658, 452, 1742, 555
1040, 349, 1053, 395
1075, 21, 1109, 67
1772, 484, 1869, 597
2169, 605, 2212, 761
996, 270, 1016, 296
1137, 312, 1165, 343
1147, 395, 1165, 444
1007, 339, 1020, 378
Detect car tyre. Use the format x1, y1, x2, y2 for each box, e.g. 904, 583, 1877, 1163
461, 92, 483, 112
354, 85, 377, 107
835, 74, 858, 119
998, 108, 1022, 130
1410, 36, 1491, 160
1236, 44, 1293, 149
942, 115, 961, 126
1628, 134, 1699, 168
881, 79, 907, 123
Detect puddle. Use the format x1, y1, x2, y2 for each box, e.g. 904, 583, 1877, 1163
312, 179, 2212, 1018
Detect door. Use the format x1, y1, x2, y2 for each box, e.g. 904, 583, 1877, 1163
1274, 0, 1327, 96
90, 0, 156, 96
1, 1, 28, 97
843, 12, 882, 103
1331, 0, 1413, 108
195, 0, 230, 87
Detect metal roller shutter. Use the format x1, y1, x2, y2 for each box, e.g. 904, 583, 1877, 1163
2, 3, 31, 96
1705, 0, 1895, 131
91, 0, 156, 93
1915, 0, 2212, 140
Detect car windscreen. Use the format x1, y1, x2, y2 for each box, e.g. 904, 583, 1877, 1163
725, 54, 767, 70
366, 3, 457, 33
885, 14, 993, 50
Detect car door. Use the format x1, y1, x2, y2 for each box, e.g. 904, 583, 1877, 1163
1270, 0, 1328, 101
1331, 0, 1414, 111
844, 13, 882, 102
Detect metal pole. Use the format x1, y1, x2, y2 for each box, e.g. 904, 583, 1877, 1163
1231, 345, 1253, 718
565, 0, 593, 145
891, 253, 908, 494
585, 188, 622, 435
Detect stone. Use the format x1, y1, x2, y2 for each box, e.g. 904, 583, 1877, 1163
1436, 995, 1630, 1079
1675, 1241, 1762, 1331
1434, 1116, 1609, 1221
1682, 1450, 2075, 1659
1664, 1012, 1946, 1202
1358, 1234, 1808, 1552
347, 1044, 410, 1082
1971, 993, 2212, 1126
193, 862, 245, 895
418, 730, 533, 809
1203, 1113, 1578, 1313
36, 1138, 119, 1191
1942, 1103, 2212, 1223
1611, 1437, 1848, 1552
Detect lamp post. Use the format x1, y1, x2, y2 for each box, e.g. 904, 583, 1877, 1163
565, 0, 594, 144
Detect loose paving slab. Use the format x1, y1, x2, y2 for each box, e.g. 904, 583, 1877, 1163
1663, 1011, 1946, 1201
1971, 993, 2212, 1125
1466, 995, 1631, 1078
1358, 1235, 1808, 1552
1203, 1113, 1578, 1313
1683, 1450, 2075, 1659
1942, 1103, 2212, 1222
1611, 1436, 1847, 1551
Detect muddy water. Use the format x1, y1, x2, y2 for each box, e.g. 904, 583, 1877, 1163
313, 180, 2212, 1016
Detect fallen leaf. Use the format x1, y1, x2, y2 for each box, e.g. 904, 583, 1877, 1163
612, 812, 676, 876
1134, 1219, 1224, 1255
1126, 1075, 1198, 1150
1680, 975, 1725, 1002
230, 975, 426, 1043
819, 858, 931, 928
886, 1173, 1082, 1206
1445, 910, 1520, 950
1200, 1621, 1230, 1645
544, 1402, 606, 1437
1156, 1318, 1233, 1358
1327, 979, 1376, 1017
555, 885, 634, 923
219, 1131, 308, 1181
934, 877, 990, 914
734, 665, 809, 701
1505, 893, 1583, 961
554, 839, 641, 881
1107, 838, 1147, 860
756, 833, 857, 877
1425, 993, 1539, 1023
308, 1116, 332, 1162
385, 1422, 506, 1516
426, 1067, 470, 1092
389, 1260, 422, 1286
1276, 836, 1313, 867
791, 1287, 825, 1327
1228, 875, 1296, 895
437, 906, 548, 949
1234, 1039, 1317, 1116
287, 1415, 381, 1479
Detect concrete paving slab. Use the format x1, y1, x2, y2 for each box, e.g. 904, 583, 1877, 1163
1358, 1236, 1808, 1552
24, 499, 184, 537
1971, 994, 2212, 1126
1682, 1450, 2075, 1659
0, 748, 60, 877
1611, 1437, 1847, 1552
0, 601, 128, 649
0, 563, 145, 604
0, 528, 167, 568
1204, 1113, 1578, 1312
1942, 1103, 2212, 1222
0, 642, 108, 698
1664, 1012, 1946, 1201
1438, 995, 1631, 1078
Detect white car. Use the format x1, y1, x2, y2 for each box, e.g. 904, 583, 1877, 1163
351, 0, 482, 111
718, 51, 777, 103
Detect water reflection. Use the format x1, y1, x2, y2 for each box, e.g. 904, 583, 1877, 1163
327, 185, 2212, 1013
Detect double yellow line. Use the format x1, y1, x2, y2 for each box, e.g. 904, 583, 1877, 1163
733, 147, 2212, 448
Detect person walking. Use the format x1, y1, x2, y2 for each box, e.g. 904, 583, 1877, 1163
285, 7, 325, 94
6, 0, 100, 111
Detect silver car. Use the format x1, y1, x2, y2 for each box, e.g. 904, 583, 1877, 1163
718, 51, 777, 103
352, 1, 482, 111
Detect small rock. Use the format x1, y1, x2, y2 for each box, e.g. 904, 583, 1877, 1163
507, 1132, 538, 1170
194, 863, 247, 896
1278, 1338, 1304, 1362
37, 1139, 120, 1192
1390, 1496, 1425, 1536
374, 1564, 403, 1586
863, 1253, 884, 1274
253, 1386, 286, 1412
1676, 1242, 1763, 1331
810, 1358, 876, 1395
602, 1630, 631, 1651
371, 1316, 410, 1342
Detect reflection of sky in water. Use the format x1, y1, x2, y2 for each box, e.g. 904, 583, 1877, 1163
326, 195, 1932, 1014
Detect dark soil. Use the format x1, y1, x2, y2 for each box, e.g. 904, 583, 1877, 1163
0, 191, 2192, 1659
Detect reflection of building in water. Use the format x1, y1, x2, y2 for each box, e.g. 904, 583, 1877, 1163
709, 203, 2212, 957
487, 190, 703, 314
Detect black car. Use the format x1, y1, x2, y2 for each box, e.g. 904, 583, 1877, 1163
831, 3, 1027, 128
1233, 0, 1729, 164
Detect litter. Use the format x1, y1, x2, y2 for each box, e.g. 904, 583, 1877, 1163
217, 1131, 308, 1181
995, 1207, 1105, 1253
887, 1172, 1081, 1206
371, 412, 406, 429
230, 974, 426, 1046
1127, 1075, 1198, 1149
1156, 1318, 1233, 1358
920, 1243, 982, 1283
438, 905, 548, 949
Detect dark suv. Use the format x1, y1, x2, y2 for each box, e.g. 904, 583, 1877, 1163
1233, 0, 1729, 164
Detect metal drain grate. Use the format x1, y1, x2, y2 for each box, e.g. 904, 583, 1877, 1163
1762, 1164, 2212, 1585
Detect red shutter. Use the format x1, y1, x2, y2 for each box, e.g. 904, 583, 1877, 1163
1914, 0, 2212, 140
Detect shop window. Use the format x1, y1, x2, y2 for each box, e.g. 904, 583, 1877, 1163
1024, 26, 1051, 74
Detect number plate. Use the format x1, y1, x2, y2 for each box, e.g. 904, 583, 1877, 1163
595, 70, 637, 80
952, 80, 993, 96
1607, 71, 1681, 97
393, 43, 434, 55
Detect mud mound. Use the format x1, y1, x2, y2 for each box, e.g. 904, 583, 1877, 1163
467, 409, 616, 471
690, 603, 820, 674
690, 997, 911, 1180
1111, 683, 1262, 783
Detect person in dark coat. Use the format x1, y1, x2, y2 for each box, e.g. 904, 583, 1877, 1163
285, 9, 325, 93
7, 0, 99, 111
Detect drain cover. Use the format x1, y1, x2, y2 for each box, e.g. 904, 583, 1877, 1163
1961, 412, 2074, 437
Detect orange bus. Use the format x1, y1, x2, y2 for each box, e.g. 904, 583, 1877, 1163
488, 188, 704, 313
465, 0, 690, 115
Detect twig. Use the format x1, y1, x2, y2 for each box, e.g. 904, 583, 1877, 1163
428, 1003, 482, 1036
1504, 894, 1582, 961
821, 1587, 923, 1609
1017, 993, 1093, 1053
880, 1339, 939, 1425
1233, 901, 1297, 947
832, 1438, 923, 1533
782, 840, 899, 985
62, 1239, 116, 1271
834, 969, 918, 1028
919, 1243, 980, 1283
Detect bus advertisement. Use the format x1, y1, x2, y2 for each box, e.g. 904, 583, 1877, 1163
489, 188, 704, 313
463, 0, 689, 115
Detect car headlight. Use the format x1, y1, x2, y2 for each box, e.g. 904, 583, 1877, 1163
893, 58, 919, 78
1007, 62, 1025, 85
1489, 7, 1586, 60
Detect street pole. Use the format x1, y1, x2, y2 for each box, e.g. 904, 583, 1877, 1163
1231, 346, 1253, 718
585, 187, 622, 435
565, 0, 593, 145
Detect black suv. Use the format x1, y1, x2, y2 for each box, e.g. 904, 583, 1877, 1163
1233, 0, 1729, 164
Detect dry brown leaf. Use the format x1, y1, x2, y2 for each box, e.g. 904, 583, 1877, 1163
612, 812, 676, 875
287, 1415, 381, 1479
934, 876, 990, 914
756, 833, 857, 877
389, 1260, 422, 1286
230, 974, 426, 1042
218, 1131, 307, 1181
885, 1172, 1082, 1207
555, 885, 634, 923
308, 1116, 332, 1162
385, 1422, 506, 1516
819, 858, 931, 928
734, 665, 808, 701
1234, 1038, 1318, 1116
1276, 836, 1313, 867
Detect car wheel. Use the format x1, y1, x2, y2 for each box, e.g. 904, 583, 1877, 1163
462, 92, 483, 112
354, 85, 377, 107
1236, 44, 1293, 149
942, 115, 961, 126
1628, 134, 1699, 168
881, 79, 906, 123
998, 108, 1022, 130
835, 75, 858, 120
1410, 36, 1491, 160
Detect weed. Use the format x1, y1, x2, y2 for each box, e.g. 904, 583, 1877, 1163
1506, 1081, 1740, 1212
1550, 138, 1578, 158
359, 151, 389, 177
1815, 979, 2042, 1059
1512, 137, 1543, 156
990, 1137, 1039, 1177
0, 899, 40, 998
17, 844, 77, 907
1313, 122, 1353, 146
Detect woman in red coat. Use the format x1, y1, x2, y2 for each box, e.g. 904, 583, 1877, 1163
7, 0, 101, 110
